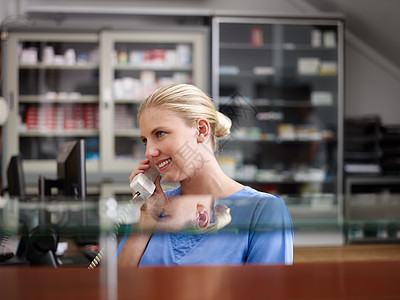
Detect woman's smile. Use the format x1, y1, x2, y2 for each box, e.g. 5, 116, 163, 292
157, 158, 172, 170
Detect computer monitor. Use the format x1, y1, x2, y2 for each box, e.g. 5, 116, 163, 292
57, 139, 98, 245
7, 155, 26, 197
56, 139, 87, 200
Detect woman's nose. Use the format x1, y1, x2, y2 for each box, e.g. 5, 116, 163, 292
145, 142, 160, 159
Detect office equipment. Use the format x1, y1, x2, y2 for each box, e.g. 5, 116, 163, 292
57, 139, 87, 200
38, 139, 87, 200
34, 139, 92, 263
6, 155, 26, 197
25, 225, 58, 267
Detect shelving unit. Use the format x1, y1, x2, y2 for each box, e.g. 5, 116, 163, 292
3, 33, 101, 178
212, 17, 344, 199
99, 30, 208, 172
2, 29, 208, 191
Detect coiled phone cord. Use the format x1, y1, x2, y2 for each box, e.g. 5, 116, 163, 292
88, 191, 140, 269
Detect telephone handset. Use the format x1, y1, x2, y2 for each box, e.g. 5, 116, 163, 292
88, 164, 160, 269
129, 163, 160, 202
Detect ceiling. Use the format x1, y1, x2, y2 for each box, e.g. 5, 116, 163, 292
303, 0, 400, 70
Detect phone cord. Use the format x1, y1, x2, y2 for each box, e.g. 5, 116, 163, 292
88, 191, 140, 269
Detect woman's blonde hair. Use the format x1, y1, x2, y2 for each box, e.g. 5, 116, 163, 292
138, 83, 231, 151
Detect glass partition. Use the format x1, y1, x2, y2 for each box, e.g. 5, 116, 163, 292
1, 193, 398, 267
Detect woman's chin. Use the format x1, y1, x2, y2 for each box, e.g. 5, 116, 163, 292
162, 167, 191, 183
162, 174, 178, 183
163, 174, 190, 184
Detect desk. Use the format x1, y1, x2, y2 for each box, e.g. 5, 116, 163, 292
1, 261, 399, 299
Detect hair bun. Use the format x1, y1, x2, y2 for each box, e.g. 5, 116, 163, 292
215, 111, 232, 138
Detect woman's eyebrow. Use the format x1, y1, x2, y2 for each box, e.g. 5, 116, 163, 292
139, 127, 163, 140
151, 127, 164, 134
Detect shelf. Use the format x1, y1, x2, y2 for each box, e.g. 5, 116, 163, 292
219, 71, 273, 77
219, 42, 337, 51
19, 95, 99, 103
114, 98, 144, 104
114, 129, 141, 137
19, 63, 99, 70
114, 65, 192, 71
22, 159, 99, 174
228, 137, 336, 143
219, 98, 335, 108
19, 130, 99, 137
223, 133, 336, 143
219, 71, 337, 78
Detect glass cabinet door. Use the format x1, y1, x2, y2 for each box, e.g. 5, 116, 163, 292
212, 17, 344, 197
4, 33, 100, 175
100, 30, 207, 172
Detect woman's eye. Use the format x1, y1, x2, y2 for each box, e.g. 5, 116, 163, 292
141, 138, 147, 145
156, 131, 165, 138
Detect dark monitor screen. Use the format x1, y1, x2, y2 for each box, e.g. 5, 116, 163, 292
56, 139, 87, 200
7, 155, 26, 197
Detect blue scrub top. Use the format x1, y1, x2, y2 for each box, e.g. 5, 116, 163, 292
118, 186, 293, 265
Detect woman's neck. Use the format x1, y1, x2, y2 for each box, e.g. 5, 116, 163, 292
180, 157, 243, 199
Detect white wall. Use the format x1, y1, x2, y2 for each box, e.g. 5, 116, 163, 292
345, 33, 400, 125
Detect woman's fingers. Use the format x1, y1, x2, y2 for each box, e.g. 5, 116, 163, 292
129, 159, 152, 183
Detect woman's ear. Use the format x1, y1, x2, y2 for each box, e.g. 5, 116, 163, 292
196, 119, 210, 143
196, 204, 210, 229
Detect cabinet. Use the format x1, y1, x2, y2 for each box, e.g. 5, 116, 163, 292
212, 17, 344, 198
344, 176, 400, 243
2, 30, 208, 189
99, 30, 208, 172
3, 33, 101, 178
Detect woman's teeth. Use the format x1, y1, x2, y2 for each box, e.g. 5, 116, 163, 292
158, 159, 171, 168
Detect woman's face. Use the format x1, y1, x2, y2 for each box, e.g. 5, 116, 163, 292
139, 107, 201, 183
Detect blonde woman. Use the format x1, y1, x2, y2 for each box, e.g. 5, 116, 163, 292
117, 83, 293, 266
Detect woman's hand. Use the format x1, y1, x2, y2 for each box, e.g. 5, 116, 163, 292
120, 160, 162, 268
129, 158, 152, 185
138, 175, 166, 232
129, 159, 166, 232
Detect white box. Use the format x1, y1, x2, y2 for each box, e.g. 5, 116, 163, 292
297, 58, 320, 75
